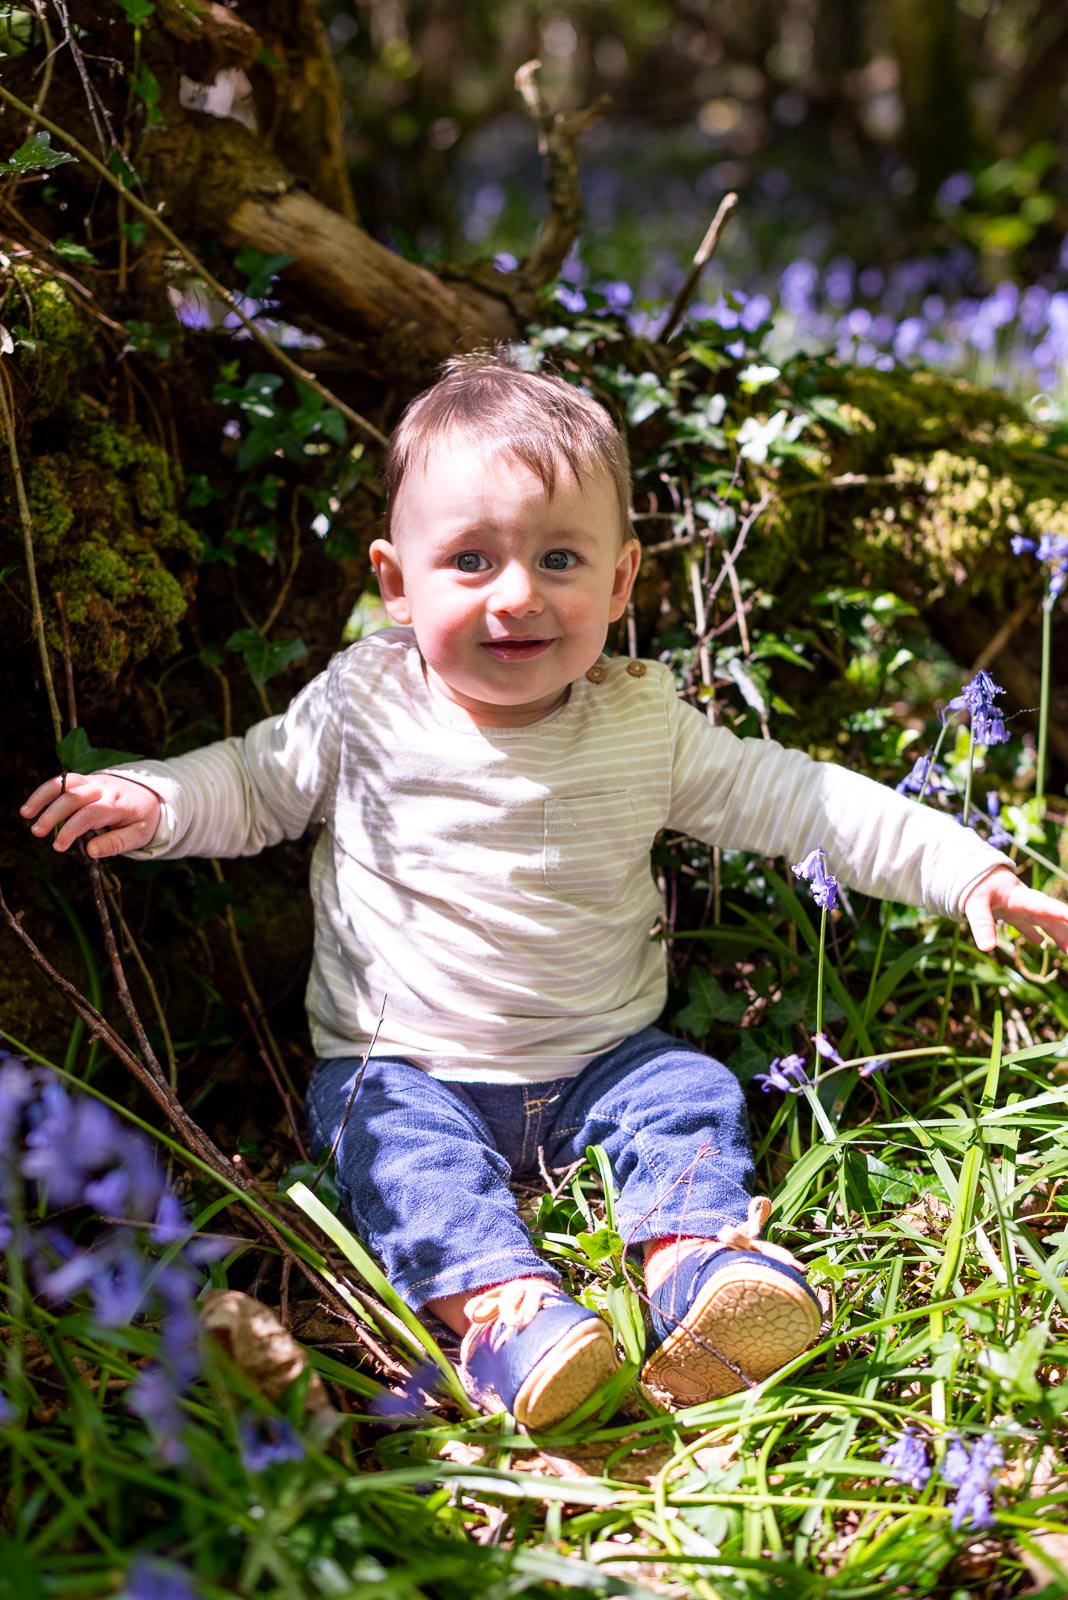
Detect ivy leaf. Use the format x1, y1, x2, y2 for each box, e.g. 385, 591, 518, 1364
0, 132, 76, 175
53, 238, 99, 265
738, 362, 780, 392
575, 1227, 623, 1266
131, 63, 162, 123
625, 371, 674, 427
56, 727, 141, 773
225, 629, 308, 688
114, 0, 156, 22
234, 245, 296, 301
724, 656, 770, 719
675, 967, 747, 1035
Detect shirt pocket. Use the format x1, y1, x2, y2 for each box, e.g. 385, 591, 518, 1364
543, 791, 640, 905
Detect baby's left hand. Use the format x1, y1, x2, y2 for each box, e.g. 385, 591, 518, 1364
962, 866, 1068, 953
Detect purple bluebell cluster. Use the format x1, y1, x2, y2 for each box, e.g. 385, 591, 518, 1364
238, 1411, 306, 1472
941, 1431, 1003, 1531
121, 1558, 199, 1600
880, 1426, 932, 1491
792, 845, 839, 911
0, 1050, 214, 1464
880, 1428, 1002, 1528
894, 756, 950, 799
948, 671, 1010, 748
1011, 532, 1068, 603
754, 1053, 809, 1094
371, 1360, 441, 1421
983, 793, 1012, 850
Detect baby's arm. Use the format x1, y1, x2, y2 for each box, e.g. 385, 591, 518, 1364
962, 866, 1068, 953
21, 771, 162, 858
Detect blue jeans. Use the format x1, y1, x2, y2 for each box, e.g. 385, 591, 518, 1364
305, 1026, 755, 1311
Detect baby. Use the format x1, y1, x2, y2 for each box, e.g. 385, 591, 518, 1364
23, 355, 1068, 1428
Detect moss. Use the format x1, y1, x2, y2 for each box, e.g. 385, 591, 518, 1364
26, 462, 74, 560
3, 408, 204, 678
76, 542, 135, 603
736, 361, 1068, 613
5, 268, 88, 416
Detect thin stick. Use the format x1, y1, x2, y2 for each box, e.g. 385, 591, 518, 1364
212, 859, 299, 1101
0, 84, 388, 450
310, 997, 387, 1190
242, 1001, 308, 1161
657, 193, 738, 343
0, 369, 62, 742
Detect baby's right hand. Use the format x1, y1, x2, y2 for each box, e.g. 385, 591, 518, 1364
21, 772, 162, 858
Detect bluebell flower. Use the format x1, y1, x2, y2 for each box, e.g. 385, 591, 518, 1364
121, 1557, 199, 1600
792, 845, 839, 911
554, 283, 586, 314
0, 1387, 15, 1427
880, 1426, 932, 1490
986, 793, 1012, 850
940, 1432, 1003, 1531
754, 1054, 809, 1094
371, 1360, 441, 1420
894, 755, 949, 798
599, 280, 633, 314
239, 1412, 305, 1472
0, 1054, 34, 1152
857, 1057, 889, 1078
128, 1364, 188, 1466
4, 1055, 210, 1464
948, 671, 1010, 747
812, 1034, 842, 1064
1012, 531, 1068, 601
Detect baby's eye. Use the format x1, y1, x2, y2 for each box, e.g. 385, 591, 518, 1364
541, 549, 578, 572
453, 552, 490, 573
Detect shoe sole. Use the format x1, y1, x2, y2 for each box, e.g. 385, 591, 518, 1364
513, 1318, 619, 1430
641, 1262, 822, 1406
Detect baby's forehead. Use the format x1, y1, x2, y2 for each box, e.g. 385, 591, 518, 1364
410, 428, 602, 491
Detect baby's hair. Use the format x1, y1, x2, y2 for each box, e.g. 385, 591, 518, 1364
383, 349, 632, 541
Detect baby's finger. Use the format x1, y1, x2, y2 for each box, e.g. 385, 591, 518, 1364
20, 775, 69, 819
966, 902, 998, 952
28, 787, 97, 840
51, 800, 121, 853
85, 821, 153, 858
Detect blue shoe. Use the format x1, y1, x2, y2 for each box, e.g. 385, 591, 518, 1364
460, 1281, 618, 1429
641, 1230, 822, 1407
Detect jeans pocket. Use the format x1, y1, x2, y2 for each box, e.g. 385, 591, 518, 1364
542, 791, 639, 905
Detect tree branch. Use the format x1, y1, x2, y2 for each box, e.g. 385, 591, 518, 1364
515, 59, 610, 291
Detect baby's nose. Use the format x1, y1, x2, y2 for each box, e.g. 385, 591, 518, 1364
489, 562, 543, 614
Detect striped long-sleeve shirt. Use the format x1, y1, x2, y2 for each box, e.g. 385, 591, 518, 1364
118, 627, 1011, 1082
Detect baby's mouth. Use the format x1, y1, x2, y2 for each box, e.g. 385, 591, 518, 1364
480, 638, 554, 660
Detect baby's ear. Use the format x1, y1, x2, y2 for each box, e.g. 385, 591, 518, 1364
369, 539, 411, 625
608, 536, 641, 622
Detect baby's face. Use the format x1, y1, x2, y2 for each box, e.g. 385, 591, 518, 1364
370, 434, 640, 726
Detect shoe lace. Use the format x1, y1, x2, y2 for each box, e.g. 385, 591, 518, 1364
712, 1195, 805, 1272
460, 1279, 553, 1370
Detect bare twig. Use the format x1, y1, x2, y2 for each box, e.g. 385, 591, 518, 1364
0, 368, 62, 742
259, 492, 304, 637
310, 997, 387, 1191
0, 84, 388, 450
25, 0, 57, 138
241, 1001, 308, 1162
657, 192, 738, 343
515, 60, 610, 290
212, 859, 299, 1101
